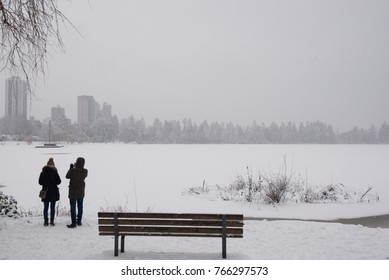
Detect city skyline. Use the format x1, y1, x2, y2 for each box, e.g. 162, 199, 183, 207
1, 74, 388, 132
1, 76, 389, 144
3, 76, 114, 125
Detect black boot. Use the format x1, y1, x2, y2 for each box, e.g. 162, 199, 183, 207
50, 220, 55, 226
67, 224, 76, 228
44, 220, 49, 227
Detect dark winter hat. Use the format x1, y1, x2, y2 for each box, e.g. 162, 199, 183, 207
75, 157, 85, 168
47, 157, 55, 166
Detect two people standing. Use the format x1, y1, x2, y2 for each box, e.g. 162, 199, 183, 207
38, 157, 88, 228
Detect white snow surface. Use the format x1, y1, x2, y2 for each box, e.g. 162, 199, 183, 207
1, 142, 389, 260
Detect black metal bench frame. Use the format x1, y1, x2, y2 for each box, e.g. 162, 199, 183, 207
98, 212, 244, 258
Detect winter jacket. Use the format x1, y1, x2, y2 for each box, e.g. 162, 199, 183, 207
66, 162, 88, 199
39, 166, 61, 202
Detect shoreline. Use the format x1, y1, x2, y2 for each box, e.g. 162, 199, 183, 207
245, 214, 389, 228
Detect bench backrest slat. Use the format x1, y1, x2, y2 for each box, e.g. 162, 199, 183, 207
98, 218, 243, 227
98, 212, 243, 221
100, 232, 243, 238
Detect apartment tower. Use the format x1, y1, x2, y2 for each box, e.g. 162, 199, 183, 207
5, 76, 28, 119
78, 95, 96, 126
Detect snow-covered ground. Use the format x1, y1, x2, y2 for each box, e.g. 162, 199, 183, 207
1, 214, 389, 260
1, 142, 389, 260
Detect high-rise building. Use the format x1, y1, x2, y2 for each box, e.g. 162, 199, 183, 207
101, 102, 112, 119
5, 76, 28, 119
51, 106, 66, 123
78, 95, 96, 125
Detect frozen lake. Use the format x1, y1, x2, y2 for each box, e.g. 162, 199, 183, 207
2, 142, 389, 262
1, 142, 388, 218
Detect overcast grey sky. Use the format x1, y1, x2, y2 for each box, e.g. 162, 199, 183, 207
1, 0, 388, 130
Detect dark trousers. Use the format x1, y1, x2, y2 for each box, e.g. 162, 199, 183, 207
43, 201, 56, 222
69, 198, 84, 225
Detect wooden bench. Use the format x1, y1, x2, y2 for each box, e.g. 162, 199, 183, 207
98, 212, 244, 258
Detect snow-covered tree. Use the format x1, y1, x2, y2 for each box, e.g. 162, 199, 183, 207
378, 122, 389, 143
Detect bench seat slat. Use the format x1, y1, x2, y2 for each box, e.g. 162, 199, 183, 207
99, 232, 243, 238
98, 218, 243, 228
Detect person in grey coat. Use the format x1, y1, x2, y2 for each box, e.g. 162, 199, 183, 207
39, 157, 61, 226
66, 157, 88, 228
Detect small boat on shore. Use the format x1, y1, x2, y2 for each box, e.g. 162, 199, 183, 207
35, 143, 64, 148
35, 121, 64, 148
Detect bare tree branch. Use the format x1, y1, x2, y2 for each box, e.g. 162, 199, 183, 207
0, 0, 71, 92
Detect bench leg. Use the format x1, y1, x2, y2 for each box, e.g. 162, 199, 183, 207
114, 235, 119, 257
222, 215, 227, 259
222, 236, 227, 259
121, 235, 125, 253
114, 213, 119, 256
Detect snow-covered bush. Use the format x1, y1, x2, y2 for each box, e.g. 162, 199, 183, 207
262, 175, 290, 204
0, 191, 20, 217
226, 162, 293, 204
186, 162, 379, 207
228, 168, 262, 202
188, 180, 209, 195
299, 187, 320, 203
298, 184, 351, 203
318, 184, 350, 202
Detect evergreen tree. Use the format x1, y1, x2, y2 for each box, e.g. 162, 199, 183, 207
378, 122, 389, 143
151, 118, 164, 143
182, 118, 197, 143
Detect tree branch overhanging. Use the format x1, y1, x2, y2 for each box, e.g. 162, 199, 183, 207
0, 0, 71, 92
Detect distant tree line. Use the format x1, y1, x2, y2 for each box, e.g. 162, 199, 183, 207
117, 118, 389, 144
1, 115, 389, 144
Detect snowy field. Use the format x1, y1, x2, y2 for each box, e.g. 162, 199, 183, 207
1, 142, 389, 260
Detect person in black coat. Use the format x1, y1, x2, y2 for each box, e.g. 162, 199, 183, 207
39, 158, 61, 226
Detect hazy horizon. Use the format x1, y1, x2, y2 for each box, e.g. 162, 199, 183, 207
1, 0, 388, 131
